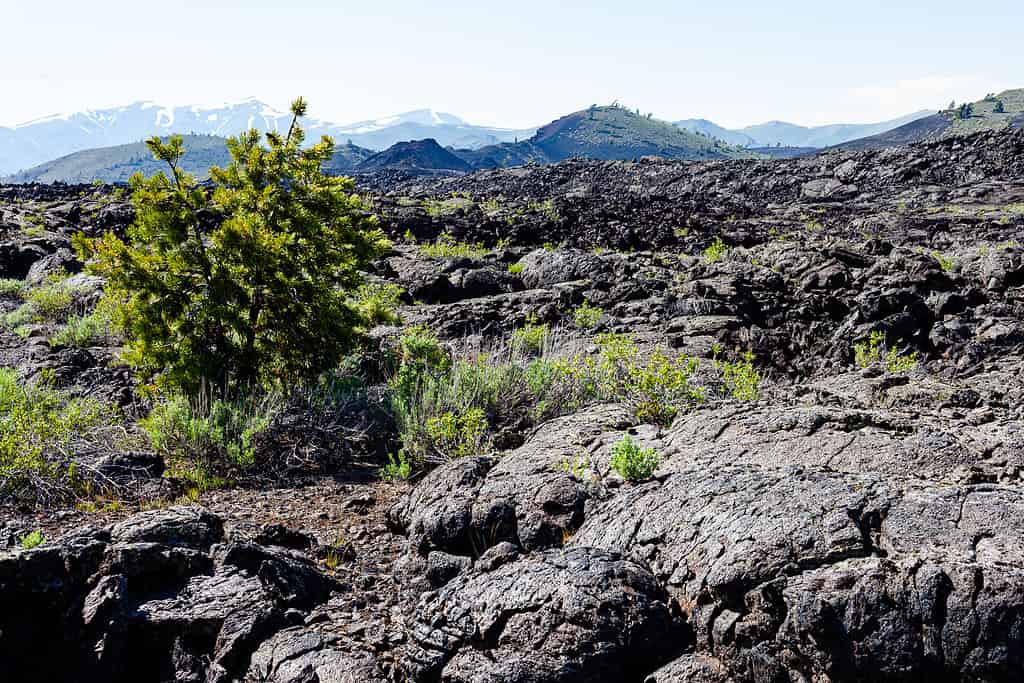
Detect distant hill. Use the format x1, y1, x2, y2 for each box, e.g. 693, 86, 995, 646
0, 99, 534, 176
6, 135, 375, 184
355, 139, 471, 174
527, 106, 750, 161
828, 89, 1024, 152
456, 106, 753, 168
673, 119, 758, 147
676, 111, 933, 148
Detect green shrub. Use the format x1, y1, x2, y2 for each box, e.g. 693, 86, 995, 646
19, 530, 45, 549
885, 347, 920, 373
717, 351, 761, 401
610, 435, 660, 481
420, 232, 487, 260
854, 331, 919, 373
703, 236, 730, 264
507, 262, 524, 275
351, 282, 403, 327
425, 407, 489, 460
142, 389, 283, 470
50, 310, 114, 348
512, 314, 549, 353
0, 279, 25, 297
74, 98, 390, 397
572, 301, 604, 329
578, 333, 704, 425
933, 251, 956, 272
380, 450, 413, 481
0, 368, 119, 502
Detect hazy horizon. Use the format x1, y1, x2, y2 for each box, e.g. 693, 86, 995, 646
3, 0, 1021, 129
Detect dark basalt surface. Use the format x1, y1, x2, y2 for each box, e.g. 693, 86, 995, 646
3, 128, 1024, 681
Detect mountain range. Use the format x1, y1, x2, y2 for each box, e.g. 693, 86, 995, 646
7, 105, 755, 184
675, 111, 935, 148
0, 99, 533, 176
6, 90, 1024, 184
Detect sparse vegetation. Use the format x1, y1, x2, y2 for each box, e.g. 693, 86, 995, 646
507, 262, 524, 275
572, 301, 604, 329
0, 368, 121, 503
716, 350, 761, 401
854, 331, 919, 373
933, 251, 956, 272
420, 232, 487, 259
352, 282, 404, 327
19, 530, 45, 550
610, 435, 660, 481
703, 236, 730, 263
142, 389, 284, 470
511, 314, 549, 353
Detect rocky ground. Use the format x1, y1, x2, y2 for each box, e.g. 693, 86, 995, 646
2, 127, 1024, 681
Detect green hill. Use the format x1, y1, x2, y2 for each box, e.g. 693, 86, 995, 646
457, 105, 755, 168
529, 105, 752, 162
8, 136, 375, 184
830, 88, 1024, 152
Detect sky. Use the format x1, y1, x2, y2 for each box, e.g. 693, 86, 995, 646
1, 0, 1021, 129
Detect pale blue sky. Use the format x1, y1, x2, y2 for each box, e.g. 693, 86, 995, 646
1, 0, 1020, 128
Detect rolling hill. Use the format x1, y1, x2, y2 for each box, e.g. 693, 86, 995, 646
7, 135, 375, 184
828, 89, 1024, 152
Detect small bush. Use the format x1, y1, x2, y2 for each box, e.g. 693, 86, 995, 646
703, 237, 730, 264
933, 251, 956, 272
50, 310, 114, 348
507, 262, 524, 275
717, 350, 761, 401
142, 389, 283, 470
0, 279, 25, 297
581, 333, 704, 425
352, 282, 403, 327
572, 301, 604, 329
610, 435, 660, 481
425, 407, 489, 460
512, 314, 549, 353
854, 331, 919, 373
19, 530, 45, 549
380, 450, 413, 481
0, 368, 120, 502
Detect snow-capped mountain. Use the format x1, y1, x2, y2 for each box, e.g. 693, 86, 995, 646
0, 100, 535, 176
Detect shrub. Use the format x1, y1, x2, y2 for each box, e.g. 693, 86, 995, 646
0, 279, 25, 297
512, 314, 549, 353
75, 98, 390, 397
572, 301, 604, 329
717, 350, 761, 401
610, 435, 660, 481
380, 450, 413, 481
578, 333, 704, 425
425, 407, 489, 460
351, 282, 403, 327
933, 251, 956, 272
420, 232, 487, 260
142, 389, 283, 470
50, 309, 115, 348
854, 331, 919, 373
0, 368, 119, 502
507, 262, 524, 275
19, 530, 45, 550
703, 237, 730, 264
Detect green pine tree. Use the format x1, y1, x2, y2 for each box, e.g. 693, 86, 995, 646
75, 97, 390, 397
